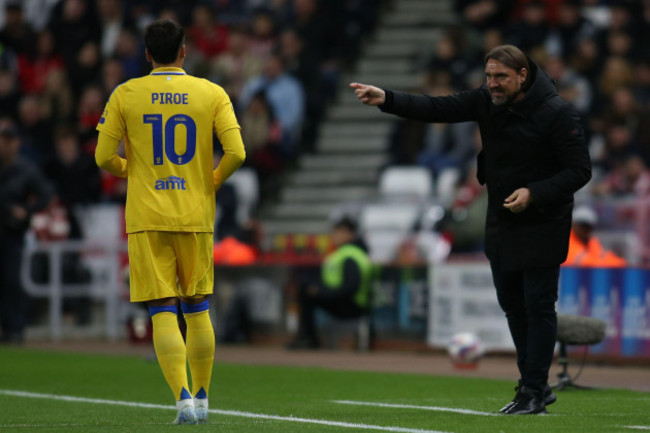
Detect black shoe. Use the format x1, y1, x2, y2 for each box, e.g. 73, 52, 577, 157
286, 336, 320, 350
543, 384, 556, 407
504, 386, 547, 415
500, 382, 556, 413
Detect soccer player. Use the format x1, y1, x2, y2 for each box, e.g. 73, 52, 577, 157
95, 19, 245, 424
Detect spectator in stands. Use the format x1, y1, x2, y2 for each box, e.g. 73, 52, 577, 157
188, 5, 229, 60
455, 0, 516, 31
606, 88, 650, 154
41, 69, 74, 124
248, 9, 276, 58
77, 85, 105, 145
210, 25, 263, 103
416, 85, 477, 178
442, 161, 488, 253
569, 37, 602, 83
563, 206, 626, 267
17, 94, 53, 165
0, 1, 36, 56
101, 58, 125, 99
425, 34, 472, 90
113, 29, 146, 79
543, 55, 592, 115
97, 0, 133, 58
68, 41, 101, 99
598, 56, 635, 100
633, 57, 650, 106
49, 0, 101, 68
506, 0, 549, 53
547, 0, 596, 59
241, 91, 284, 197
16, 29, 64, 94
287, 217, 372, 349
593, 153, 650, 198
0, 125, 52, 344
239, 52, 305, 156
213, 220, 261, 266
44, 126, 101, 207
0, 68, 20, 118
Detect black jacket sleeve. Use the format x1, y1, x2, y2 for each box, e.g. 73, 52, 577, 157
318, 258, 361, 301
380, 88, 483, 123
26, 165, 53, 214
527, 104, 592, 205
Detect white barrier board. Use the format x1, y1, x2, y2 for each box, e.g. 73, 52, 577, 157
428, 263, 515, 351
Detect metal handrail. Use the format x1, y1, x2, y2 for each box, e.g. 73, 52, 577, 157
20, 239, 128, 341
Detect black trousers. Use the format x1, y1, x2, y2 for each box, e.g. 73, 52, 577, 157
297, 285, 364, 342
490, 261, 560, 392
0, 233, 27, 342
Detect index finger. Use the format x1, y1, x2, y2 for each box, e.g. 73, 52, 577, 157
349, 82, 366, 90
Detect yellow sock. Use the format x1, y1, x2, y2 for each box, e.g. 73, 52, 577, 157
183, 307, 215, 399
151, 310, 191, 401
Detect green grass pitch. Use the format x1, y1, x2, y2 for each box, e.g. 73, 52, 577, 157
0, 347, 648, 432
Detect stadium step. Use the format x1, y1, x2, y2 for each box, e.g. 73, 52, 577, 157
280, 186, 377, 203
300, 154, 387, 170
327, 105, 394, 121
289, 169, 378, 186
316, 137, 387, 154
355, 59, 414, 77
364, 43, 422, 58
269, 204, 336, 219
319, 121, 391, 138
375, 28, 442, 44
382, 12, 457, 27
260, 0, 455, 238
264, 219, 332, 235
395, 0, 454, 12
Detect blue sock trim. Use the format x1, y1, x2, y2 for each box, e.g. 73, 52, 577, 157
179, 387, 192, 401
181, 299, 209, 315
195, 387, 207, 400
148, 305, 178, 316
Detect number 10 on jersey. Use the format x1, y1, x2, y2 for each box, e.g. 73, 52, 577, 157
143, 114, 197, 165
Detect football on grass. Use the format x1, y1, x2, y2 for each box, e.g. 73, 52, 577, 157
447, 332, 484, 365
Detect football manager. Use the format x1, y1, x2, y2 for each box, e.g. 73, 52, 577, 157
351, 45, 591, 414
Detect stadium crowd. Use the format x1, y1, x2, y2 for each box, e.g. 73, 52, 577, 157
0, 0, 382, 342
0, 0, 381, 224
390, 0, 650, 255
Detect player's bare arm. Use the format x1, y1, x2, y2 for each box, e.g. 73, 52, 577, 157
349, 82, 386, 106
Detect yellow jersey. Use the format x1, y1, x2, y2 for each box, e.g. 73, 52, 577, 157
96, 67, 242, 234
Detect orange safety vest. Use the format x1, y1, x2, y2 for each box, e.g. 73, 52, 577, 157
213, 237, 258, 265
563, 230, 627, 268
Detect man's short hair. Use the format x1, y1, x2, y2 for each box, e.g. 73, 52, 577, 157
484, 45, 529, 72
333, 216, 357, 233
484, 44, 531, 89
144, 19, 185, 65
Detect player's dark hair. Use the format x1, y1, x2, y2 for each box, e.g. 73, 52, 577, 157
144, 19, 185, 65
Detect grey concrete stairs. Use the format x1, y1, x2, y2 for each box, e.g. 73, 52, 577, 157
262, 0, 456, 236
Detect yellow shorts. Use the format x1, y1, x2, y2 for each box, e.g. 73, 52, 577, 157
127, 231, 214, 302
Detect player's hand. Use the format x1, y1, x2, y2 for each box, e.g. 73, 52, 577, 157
349, 82, 385, 106
503, 188, 533, 214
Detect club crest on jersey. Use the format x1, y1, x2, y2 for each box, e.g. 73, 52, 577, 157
155, 176, 187, 190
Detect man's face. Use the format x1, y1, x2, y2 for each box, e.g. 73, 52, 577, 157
573, 222, 593, 245
331, 226, 354, 248
485, 59, 526, 106
0, 135, 19, 164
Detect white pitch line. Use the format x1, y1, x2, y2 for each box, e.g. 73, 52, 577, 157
0, 389, 451, 433
333, 400, 498, 417
627, 427, 650, 430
